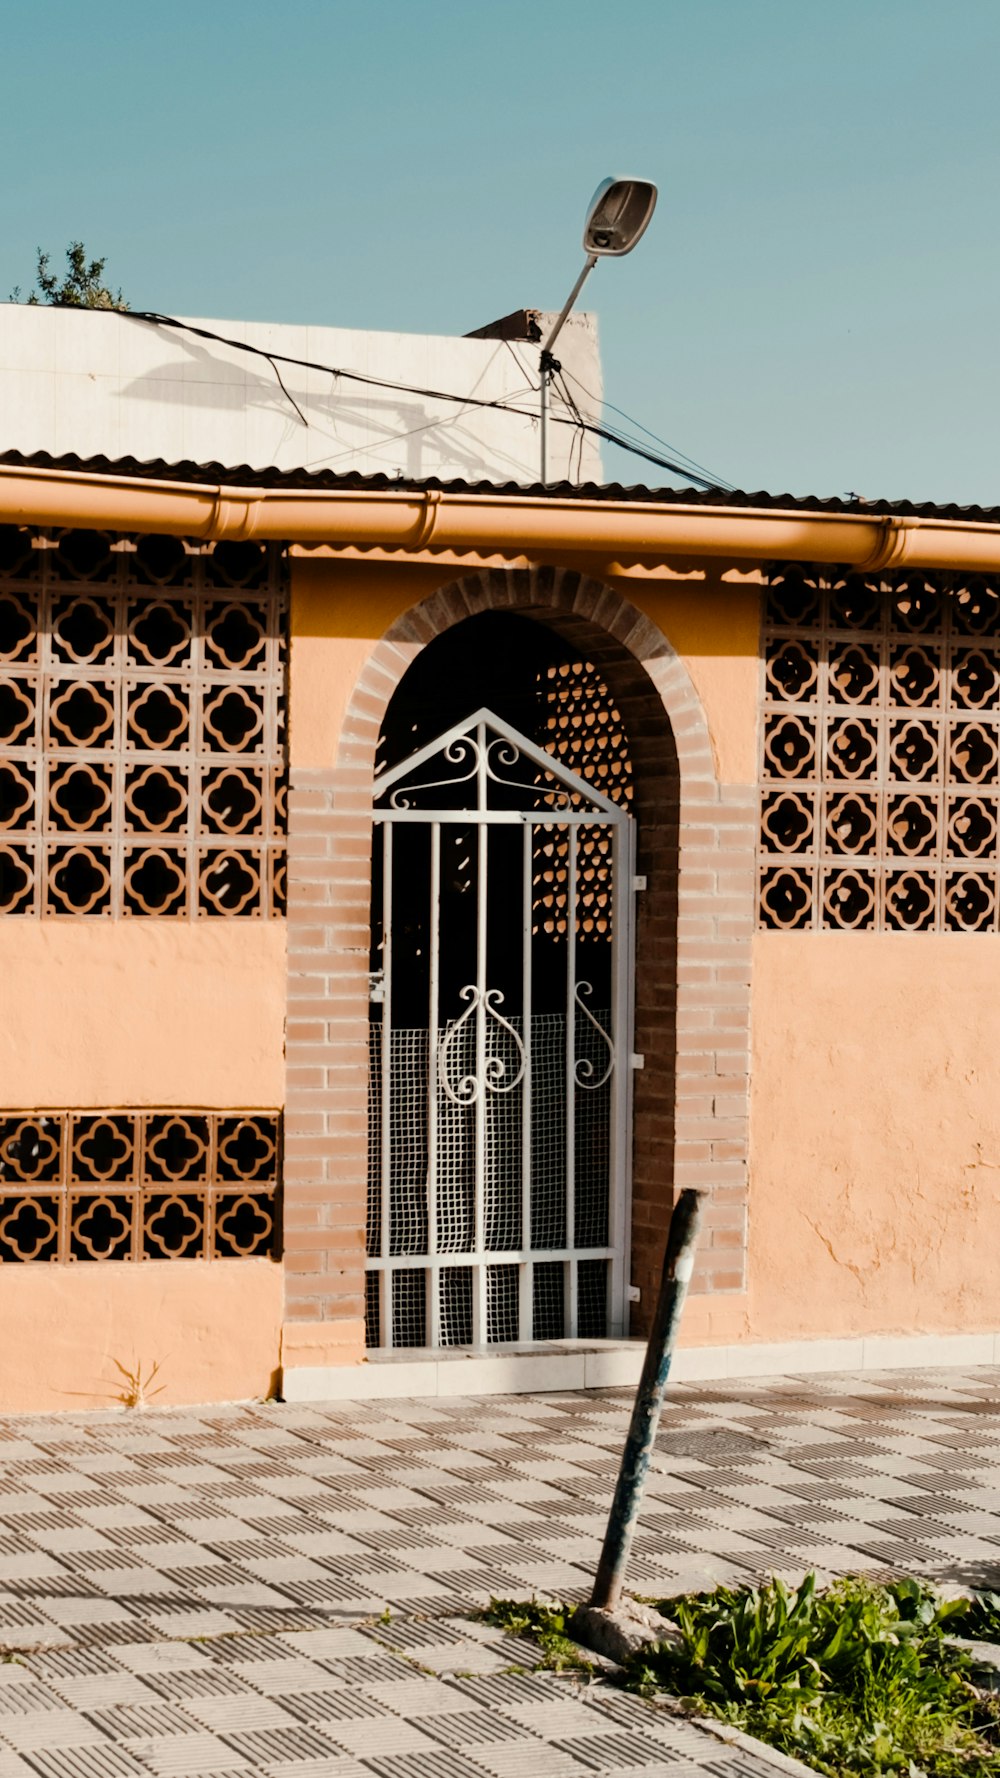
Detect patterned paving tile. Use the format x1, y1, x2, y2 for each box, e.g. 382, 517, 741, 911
553, 1729, 681, 1769
118, 1731, 250, 1773
0, 1368, 999, 1772
18, 1750, 153, 1778
0, 1710, 107, 1751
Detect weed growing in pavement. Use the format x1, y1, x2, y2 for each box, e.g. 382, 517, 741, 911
112, 1357, 165, 1409
634, 1574, 1000, 1777
483, 1599, 595, 1675
488, 1575, 1000, 1776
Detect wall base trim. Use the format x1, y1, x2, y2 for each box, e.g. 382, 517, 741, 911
279, 1329, 1000, 1402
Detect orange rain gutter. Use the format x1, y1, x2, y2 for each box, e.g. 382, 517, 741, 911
0, 461, 999, 572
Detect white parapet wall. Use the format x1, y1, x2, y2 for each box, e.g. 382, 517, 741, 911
0, 304, 603, 485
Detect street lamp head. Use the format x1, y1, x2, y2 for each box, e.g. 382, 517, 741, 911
583, 176, 658, 257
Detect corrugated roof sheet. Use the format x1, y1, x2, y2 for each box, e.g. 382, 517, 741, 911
2, 447, 999, 526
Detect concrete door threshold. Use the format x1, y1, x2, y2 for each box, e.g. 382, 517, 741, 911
279, 1327, 1000, 1402
282, 1340, 642, 1402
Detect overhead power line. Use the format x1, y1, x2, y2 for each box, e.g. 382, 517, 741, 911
559, 365, 733, 493
125, 310, 726, 491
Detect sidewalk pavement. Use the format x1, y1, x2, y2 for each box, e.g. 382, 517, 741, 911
0, 1366, 996, 1777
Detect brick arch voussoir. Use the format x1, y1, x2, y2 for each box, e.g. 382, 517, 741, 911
334, 566, 718, 800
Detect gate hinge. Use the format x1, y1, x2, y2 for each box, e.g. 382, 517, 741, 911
631, 874, 647, 892
630, 1052, 645, 1070
368, 969, 386, 1005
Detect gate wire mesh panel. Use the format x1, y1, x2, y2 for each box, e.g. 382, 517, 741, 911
364, 1269, 380, 1348
392, 1268, 426, 1349
439, 1266, 473, 1346
528, 1012, 566, 1251
486, 1263, 519, 1342
367, 1011, 612, 1265
0, 528, 287, 917
578, 1257, 610, 1339
760, 565, 1000, 932
532, 1259, 565, 1340
0, 1111, 281, 1261
366, 1006, 614, 1348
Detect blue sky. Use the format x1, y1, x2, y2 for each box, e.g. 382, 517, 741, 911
3, 0, 998, 501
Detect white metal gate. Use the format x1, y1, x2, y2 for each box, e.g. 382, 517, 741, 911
365, 708, 635, 1350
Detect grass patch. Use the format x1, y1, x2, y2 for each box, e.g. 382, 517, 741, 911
487, 1576, 1000, 1776
637, 1574, 1000, 1777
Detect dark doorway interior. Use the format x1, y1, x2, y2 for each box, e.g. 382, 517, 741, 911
377, 611, 572, 774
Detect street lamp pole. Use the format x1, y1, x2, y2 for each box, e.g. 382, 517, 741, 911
539, 254, 598, 486
537, 176, 658, 488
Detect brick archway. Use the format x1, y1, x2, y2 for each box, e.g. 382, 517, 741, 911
284, 567, 753, 1358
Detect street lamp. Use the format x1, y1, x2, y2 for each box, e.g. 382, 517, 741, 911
539, 176, 658, 485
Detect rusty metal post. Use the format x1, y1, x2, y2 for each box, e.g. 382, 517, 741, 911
589, 1188, 704, 1612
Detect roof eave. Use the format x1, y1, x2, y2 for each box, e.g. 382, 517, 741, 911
1, 457, 999, 573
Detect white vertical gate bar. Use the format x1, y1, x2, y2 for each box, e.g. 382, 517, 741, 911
379, 821, 393, 1348
609, 815, 635, 1337
427, 820, 441, 1349
519, 817, 533, 1342
624, 816, 639, 1335
473, 722, 487, 1345
565, 824, 578, 1339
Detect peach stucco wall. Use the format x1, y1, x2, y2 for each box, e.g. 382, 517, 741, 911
0, 921, 286, 1106
18, 546, 1000, 1407
0, 920, 287, 1412
606, 569, 761, 785
290, 561, 452, 769
0, 1260, 283, 1411
748, 932, 1000, 1341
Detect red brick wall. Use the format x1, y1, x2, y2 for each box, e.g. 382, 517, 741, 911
283, 567, 753, 1350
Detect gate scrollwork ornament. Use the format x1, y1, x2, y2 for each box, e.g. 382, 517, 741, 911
574, 981, 615, 1089
438, 985, 527, 1106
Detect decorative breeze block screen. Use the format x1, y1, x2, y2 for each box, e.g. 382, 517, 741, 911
533, 658, 633, 944
760, 565, 1000, 932
0, 528, 287, 917
0, 1110, 280, 1261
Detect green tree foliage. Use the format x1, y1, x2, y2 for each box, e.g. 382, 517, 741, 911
10, 242, 127, 310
